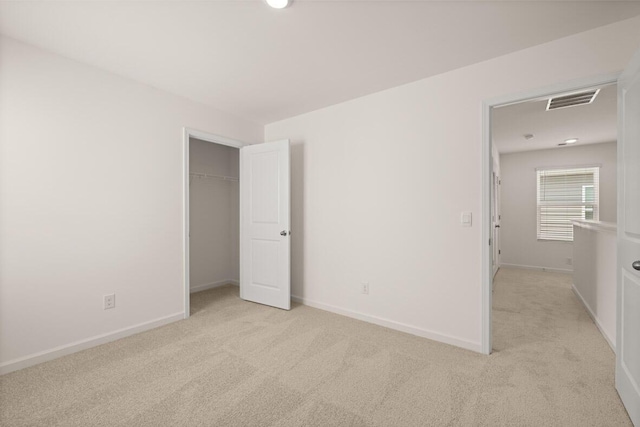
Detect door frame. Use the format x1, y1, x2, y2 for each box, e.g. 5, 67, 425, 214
182, 127, 246, 319
480, 72, 619, 355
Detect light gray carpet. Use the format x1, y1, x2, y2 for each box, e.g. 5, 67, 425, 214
0, 268, 631, 426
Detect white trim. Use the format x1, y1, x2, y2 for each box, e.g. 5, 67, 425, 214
485, 74, 619, 110
291, 295, 482, 353
572, 284, 615, 352
482, 100, 492, 355
500, 263, 573, 274
183, 128, 190, 319
481, 72, 619, 356
187, 128, 244, 148
190, 279, 239, 294
0, 312, 184, 375
183, 128, 246, 320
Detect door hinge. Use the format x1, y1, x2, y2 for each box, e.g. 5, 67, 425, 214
499, 249, 501, 255
499, 179, 501, 185
489, 238, 492, 246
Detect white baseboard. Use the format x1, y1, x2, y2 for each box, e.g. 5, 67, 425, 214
500, 263, 573, 274
0, 311, 184, 375
190, 279, 239, 294
291, 295, 482, 353
571, 284, 615, 352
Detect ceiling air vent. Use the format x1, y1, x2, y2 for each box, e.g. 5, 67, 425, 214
546, 89, 600, 111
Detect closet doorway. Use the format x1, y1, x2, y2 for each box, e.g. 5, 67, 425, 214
183, 129, 292, 318
186, 132, 241, 316
189, 138, 240, 293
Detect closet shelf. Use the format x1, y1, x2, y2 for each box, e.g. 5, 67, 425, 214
190, 172, 239, 182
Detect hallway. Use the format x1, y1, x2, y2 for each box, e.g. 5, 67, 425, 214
489, 267, 629, 424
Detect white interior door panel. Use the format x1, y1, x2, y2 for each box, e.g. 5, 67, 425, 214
240, 140, 290, 310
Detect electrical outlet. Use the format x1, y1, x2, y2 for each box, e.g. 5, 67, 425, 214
566, 257, 573, 266
104, 294, 115, 310
361, 282, 369, 295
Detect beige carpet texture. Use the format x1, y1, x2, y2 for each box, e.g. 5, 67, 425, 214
0, 268, 631, 426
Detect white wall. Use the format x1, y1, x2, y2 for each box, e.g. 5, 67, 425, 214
500, 142, 616, 272
2, 16, 640, 370
0, 36, 262, 372
189, 139, 239, 290
572, 221, 617, 350
265, 17, 640, 351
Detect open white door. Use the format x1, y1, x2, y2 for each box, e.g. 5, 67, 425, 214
240, 140, 291, 310
617, 48, 640, 426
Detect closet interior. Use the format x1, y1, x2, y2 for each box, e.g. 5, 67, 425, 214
189, 138, 240, 294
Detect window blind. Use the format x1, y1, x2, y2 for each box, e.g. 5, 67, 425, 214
536, 166, 600, 241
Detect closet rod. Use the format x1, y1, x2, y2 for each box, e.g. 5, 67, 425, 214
189, 172, 239, 182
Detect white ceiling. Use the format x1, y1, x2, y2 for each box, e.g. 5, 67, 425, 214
492, 83, 617, 154
1, 1, 638, 124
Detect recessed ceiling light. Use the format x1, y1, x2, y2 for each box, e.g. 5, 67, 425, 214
565, 138, 578, 144
265, 0, 289, 8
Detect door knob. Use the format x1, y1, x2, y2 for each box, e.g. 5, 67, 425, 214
633, 260, 640, 271
280, 230, 288, 236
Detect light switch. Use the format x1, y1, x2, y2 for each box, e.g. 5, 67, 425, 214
461, 212, 472, 227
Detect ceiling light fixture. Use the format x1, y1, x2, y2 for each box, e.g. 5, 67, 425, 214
565, 138, 578, 144
524, 134, 534, 140
265, 0, 289, 9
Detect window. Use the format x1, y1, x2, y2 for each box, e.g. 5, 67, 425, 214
536, 166, 599, 241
